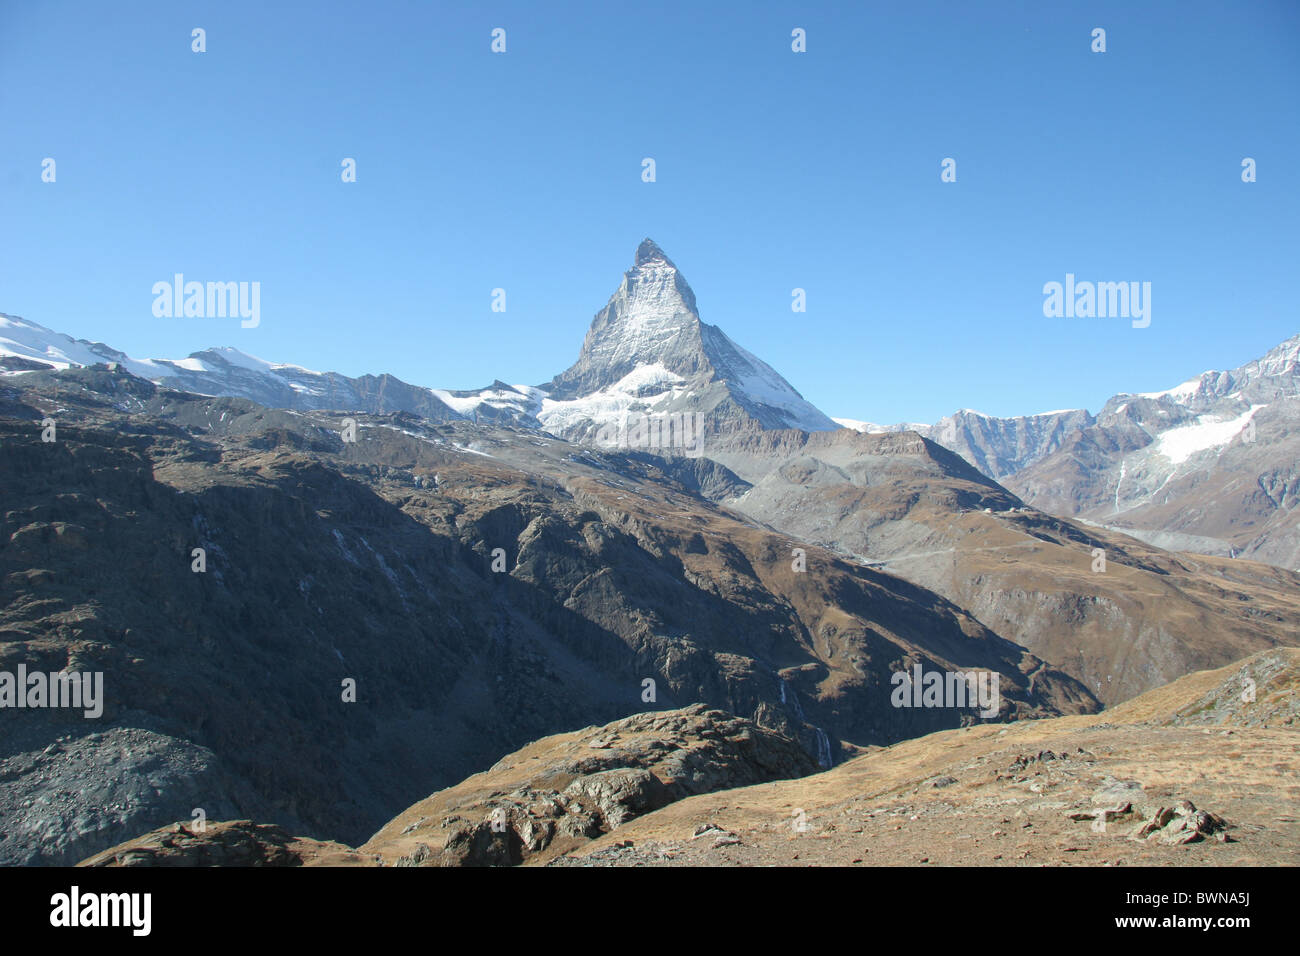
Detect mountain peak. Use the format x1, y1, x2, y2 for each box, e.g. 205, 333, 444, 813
542, 241, 701, 402
540, 240, 838, 434
635, 238, 674, 268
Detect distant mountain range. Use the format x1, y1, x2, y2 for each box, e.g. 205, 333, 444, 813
835, 408, 1098, 480
0, 238, 836, 441
837, 336, 1300, 569
4, 239, 1296, 570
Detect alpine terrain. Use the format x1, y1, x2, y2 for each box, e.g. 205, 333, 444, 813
1, 238, 1296, 869
838, 336, 1300, 570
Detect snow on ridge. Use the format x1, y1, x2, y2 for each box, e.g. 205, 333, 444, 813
700, 327, 835, 430
170, 357, 212, 372
1153, 405, 1265, 465
451, 442, 496, 458
200, 347, 280, 373
0, 313, 116, 370
1136, 376, 1206, 401
611, 362, 686, 392
833, 418, 884, 433
0, 313, 322, 382
433, 388, 500, 415
428, 383, 539, 420
199, 346, 318, 376
832, 418, 930, 435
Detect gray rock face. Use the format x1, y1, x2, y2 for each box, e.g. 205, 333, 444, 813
562, 767, 671, 828
546, 240, 705, 400
539, 239, 838, 437
0, 725, 259, 866
923, 408, 1097, 480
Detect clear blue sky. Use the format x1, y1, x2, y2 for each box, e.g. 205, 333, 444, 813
2, 0, 1297, 423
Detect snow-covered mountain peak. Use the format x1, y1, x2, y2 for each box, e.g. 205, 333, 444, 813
1105, 330, 1300, 419
544, 242, 701, 399
634, 237, 674, 268
540, 240, 836, 434
617, 248, 699, 335
0, 312, 122, 371
1257, 332, 1300, 377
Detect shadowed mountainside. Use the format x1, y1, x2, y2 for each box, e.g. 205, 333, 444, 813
1, 366, 1092, 864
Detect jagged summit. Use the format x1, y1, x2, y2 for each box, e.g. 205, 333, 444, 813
544, 239, 703, 399
539, 239, 837, 436
634, 237, 674, 267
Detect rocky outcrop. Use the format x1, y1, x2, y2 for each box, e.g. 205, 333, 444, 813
75, 705, 818, 867
79, 820, 364, 867
77, 650, 1298, 868
1132, 801, 1230, 845
361, 704, 819, 866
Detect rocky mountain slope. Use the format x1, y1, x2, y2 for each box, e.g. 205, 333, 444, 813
1, 237, 838, 439
8, 247, 1294, 579
79, 648, 1300, 868
0, 313, 533, 428
837, 408, 1096, 481
692, 424, 1300, 706
5, 238, 1298, 868
0, 365, 1092, 865
356, 704, 818, 867
81, 705, 816, 867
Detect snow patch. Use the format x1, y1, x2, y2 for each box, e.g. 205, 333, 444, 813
832, 418, 885, 433
1137, 376, 1205, 401
1153, 406, 1265, 464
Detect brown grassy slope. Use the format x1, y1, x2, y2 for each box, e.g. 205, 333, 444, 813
550, 648, 1300, 867
78, 650, 1300, 868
